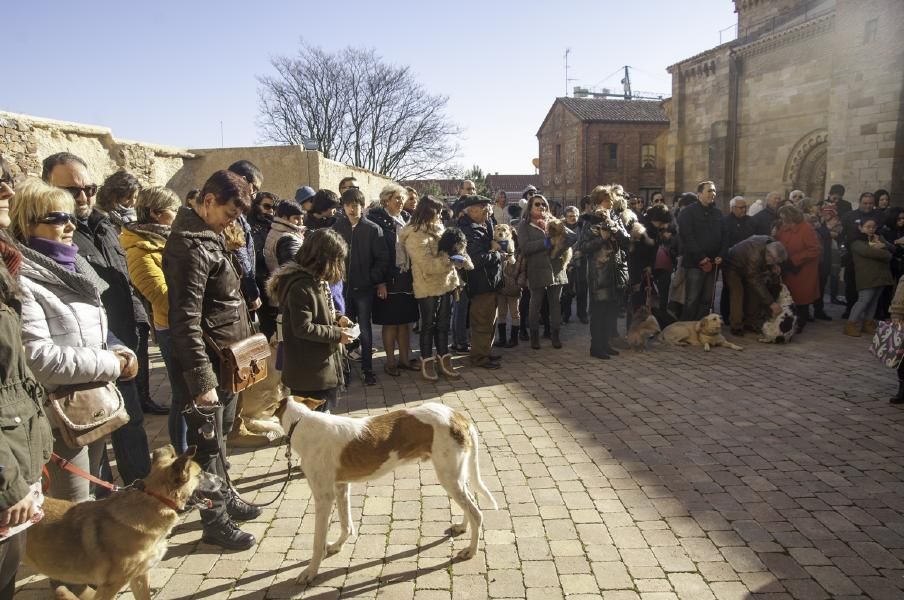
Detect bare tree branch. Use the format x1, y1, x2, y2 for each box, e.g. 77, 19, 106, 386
257, 42, 461, 180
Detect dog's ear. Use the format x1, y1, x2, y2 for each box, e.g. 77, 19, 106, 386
152, 444, 177, 464
274, 397, 292, 421
170, 454, 192, 484
299, 397, 325, 411
183, 445, 197, 458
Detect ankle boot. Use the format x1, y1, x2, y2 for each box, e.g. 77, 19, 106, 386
530, 328, 541, 349
421, 355, 439, 381
225, 487, 263, 521
863, 320, 877, 335
493, 324, 507, 347
843, 321, 862, 337
551, 329, 562, 349
202, 519, 256, 550
891, 382, 904, 404
508, 326, 519, 347
438, 354, 460, 378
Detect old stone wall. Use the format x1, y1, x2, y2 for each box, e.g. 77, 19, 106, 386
0, 111, 192, 185
537, 103, 583, 204
585, 122, 668, 199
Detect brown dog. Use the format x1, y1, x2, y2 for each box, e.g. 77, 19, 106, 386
661, 313, 743, 352
627, 307, 661, 351
26, 446, 218, 600
546, 218, 573, 269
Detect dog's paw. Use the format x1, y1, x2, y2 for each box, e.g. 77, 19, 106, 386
456, 547, 477, 560
448, 523, 468, 536
296, 568, 318, 586
326, 541, 345, 555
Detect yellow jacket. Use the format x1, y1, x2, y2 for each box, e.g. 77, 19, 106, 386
120, 225, 169, 329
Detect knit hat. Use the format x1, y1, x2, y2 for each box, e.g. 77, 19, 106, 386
294, 186, 316, 204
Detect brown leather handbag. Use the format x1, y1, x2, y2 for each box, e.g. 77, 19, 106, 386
204, 332, 271, 394
46, 381, 129, 448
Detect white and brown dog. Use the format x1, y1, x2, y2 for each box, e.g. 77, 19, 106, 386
661, 313, 743, 352
275, 398, 497, 586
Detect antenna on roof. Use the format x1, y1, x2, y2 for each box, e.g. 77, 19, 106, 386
621, 66, 632, 100
564, 49, 570, 96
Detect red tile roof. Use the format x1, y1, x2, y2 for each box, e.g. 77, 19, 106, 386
558, 98, 669, 123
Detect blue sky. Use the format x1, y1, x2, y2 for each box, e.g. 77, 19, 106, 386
5, 1, 736, 175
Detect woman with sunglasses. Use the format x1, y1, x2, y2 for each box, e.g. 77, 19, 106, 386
0, 161, 54, 600
517, 194, 577, 349
9, 177, 137, 595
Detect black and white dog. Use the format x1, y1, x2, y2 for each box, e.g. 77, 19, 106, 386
759, 283, 797, 343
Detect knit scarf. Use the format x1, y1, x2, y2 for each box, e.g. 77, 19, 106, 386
28, 237, 80, 272
0, 237, 22, 276
531, 212, 548, 231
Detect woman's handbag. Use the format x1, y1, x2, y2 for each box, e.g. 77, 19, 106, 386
204, 332, 271, 393
869, 320, 904, 368
46, 381, 128, 448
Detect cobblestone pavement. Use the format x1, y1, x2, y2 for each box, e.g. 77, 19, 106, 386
17, 304, 904, 599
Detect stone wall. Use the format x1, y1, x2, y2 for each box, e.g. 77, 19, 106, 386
0, 111, 192, 185
537, 102, 583, 204
0, 111, 394, 201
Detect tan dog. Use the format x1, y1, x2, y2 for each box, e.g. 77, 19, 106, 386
275, 397, 497, 587
25, 446, 218, 600
491, 223, 516, 264
546, 218, 573, 269
661, 313, 743, 351
627, 307, 661, 351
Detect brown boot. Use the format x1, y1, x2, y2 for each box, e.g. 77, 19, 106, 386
421, 355, 439, 381
863, 320, 877, 334
438, 354, 461, 379
843, 321, 862, 337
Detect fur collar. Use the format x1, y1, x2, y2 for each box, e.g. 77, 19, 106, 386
267, 261, 309, 305
271, 218, 304, 235
19, 244, 108, 301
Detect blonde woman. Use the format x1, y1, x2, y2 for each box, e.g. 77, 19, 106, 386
120, 186, 186, 452
11, 178, 137, 504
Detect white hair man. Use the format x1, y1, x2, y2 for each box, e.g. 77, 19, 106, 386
725, 235, 788, 336
789, 189, 805, 205
750, 191, 782, 236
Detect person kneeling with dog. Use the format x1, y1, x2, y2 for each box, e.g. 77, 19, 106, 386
725, 236, 787, 336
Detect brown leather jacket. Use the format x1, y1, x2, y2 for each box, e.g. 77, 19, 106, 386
727, 235, 777, 307
163, 207, 252, 397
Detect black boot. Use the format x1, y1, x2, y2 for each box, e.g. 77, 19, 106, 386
814, 299, 832, 321
493, 324, 507, 348
795, 306, 808, 334
508, 326, 519, 347
530, 328, 541, 350
202, 519, 256, 550
542, 324, 551, 339
519, 323, 529, 341
891, 382, 904, 405
225, 487, 263, 522
551, 329, 562, 349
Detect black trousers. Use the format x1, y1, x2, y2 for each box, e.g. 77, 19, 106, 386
590, 300, 617, 355
0, 534, 23, 600
417, 294, 451, 358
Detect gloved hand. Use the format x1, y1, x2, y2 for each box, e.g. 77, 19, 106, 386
544, 237, 552, 249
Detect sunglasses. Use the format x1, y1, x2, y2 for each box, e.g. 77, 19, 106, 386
62, 184, 98, 199
533, 203, 548, 208
261, 203, 275, 210
37, 212, 77, 226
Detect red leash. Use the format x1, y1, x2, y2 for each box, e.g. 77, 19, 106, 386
50, 453, 120, 492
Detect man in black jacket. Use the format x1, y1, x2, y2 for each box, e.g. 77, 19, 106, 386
678, 180, 728, 320
333, 188, 389, 386
721, 195, 754, 320
459, 196, 503, 369
749, 191, 782, 236
42, 152, 153, 487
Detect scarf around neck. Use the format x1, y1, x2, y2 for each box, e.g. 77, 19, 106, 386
28, 237, 79, 272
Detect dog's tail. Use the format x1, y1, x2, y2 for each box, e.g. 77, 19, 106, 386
468, 424, 498, 510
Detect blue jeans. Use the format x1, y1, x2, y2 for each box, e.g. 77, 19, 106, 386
682, 267, 716, 321
156, 328, 188, 454
849, 286, 882, 323
346, 292, 374, 372
451, 289, 470, 347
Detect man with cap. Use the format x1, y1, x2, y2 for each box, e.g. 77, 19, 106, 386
458, 195, 504, 369
450, 180, 478, 353
295, 186, 316, 212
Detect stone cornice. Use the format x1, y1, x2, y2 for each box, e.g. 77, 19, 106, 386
733, 11, 834, 59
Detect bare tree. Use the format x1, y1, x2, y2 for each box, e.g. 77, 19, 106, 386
258, 43, 461, 180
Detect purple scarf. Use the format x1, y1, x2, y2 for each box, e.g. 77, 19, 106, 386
28, 237, 79, 272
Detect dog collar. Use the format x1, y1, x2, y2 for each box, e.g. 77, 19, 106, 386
132, 480, 182, 512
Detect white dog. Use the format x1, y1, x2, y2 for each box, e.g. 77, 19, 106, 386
275, 398, 497, 586
759, 284, 797, 343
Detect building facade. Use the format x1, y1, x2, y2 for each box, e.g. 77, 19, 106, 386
536, 98, 669, 206
666, 0, 904, 206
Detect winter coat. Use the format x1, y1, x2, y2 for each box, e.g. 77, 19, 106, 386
228, 215, 260, 306
18, 245, 127, 391
0, 241, 53, 510
727, 235, 778, 307
304, 214, 344, 315
369, 207, 414, 295
882, 224, 904, 278
628, 221, 658, 286
73, 209, 148, 346
332, 215, 389, 296
749, 207, 778, 237
163, 207, 253, 397
576, 210, 630, 302
774, 222, 821, 305
724, 213, 755, 249
458, 214, 503, 297
120, 223, 170, 329
850, 237, 894, 290
399, 223, 472, 299
677, 202, 727, 266
267, 263, 343, 392
889, 275, 904, 320
517, 218, 577, 288
263, 218, 304, 275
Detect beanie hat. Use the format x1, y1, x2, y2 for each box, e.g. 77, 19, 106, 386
294, 186, 316, 204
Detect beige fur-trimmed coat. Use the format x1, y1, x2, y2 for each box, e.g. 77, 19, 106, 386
399, 223, 474, 299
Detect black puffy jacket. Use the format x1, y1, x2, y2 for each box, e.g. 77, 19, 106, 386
332, 215, 389, 295
162, 207, 253, 397
368, 207, 414, 294
458, 214, 503, 296
677, 201, 727, 266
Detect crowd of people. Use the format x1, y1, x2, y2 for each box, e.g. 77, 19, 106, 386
0, 146, 899, 595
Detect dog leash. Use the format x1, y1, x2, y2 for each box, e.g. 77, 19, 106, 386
215, 419, 300, 508
709, 263, 721, 314
644, 270, 653, 311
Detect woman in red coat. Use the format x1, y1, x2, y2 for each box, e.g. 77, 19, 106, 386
774, 204, 821, 333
